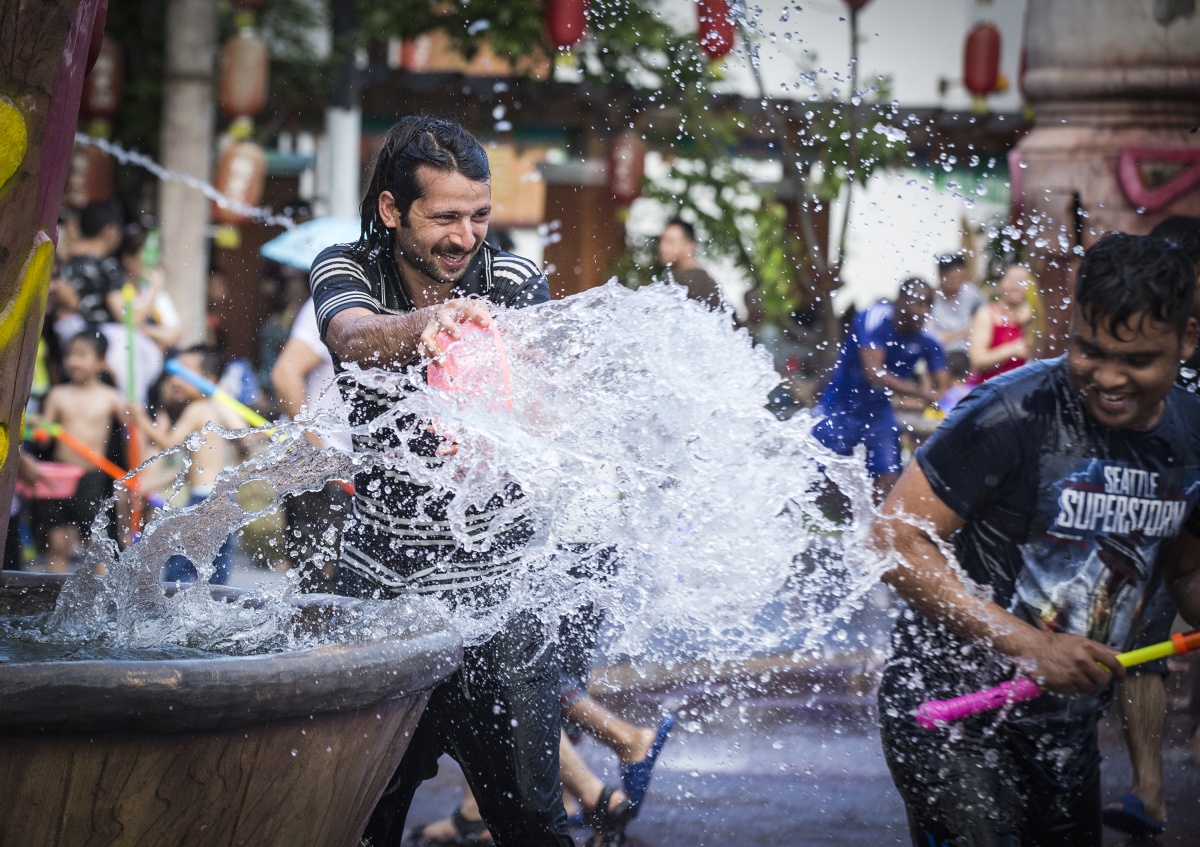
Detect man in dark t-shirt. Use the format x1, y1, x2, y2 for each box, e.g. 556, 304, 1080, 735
871, 233, 1200, 846
657, 217, 724, 309
61, 201, 125, 325
309, 117, 572, 847
1102, 215, 1200, 836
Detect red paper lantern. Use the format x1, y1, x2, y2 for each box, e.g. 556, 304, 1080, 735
546, 0, 588, 50
963, 22, 1002, 97
80, 36, 123, 121
64, 142, 114, 208
219, 30, 270, 120
607, 131, 646, 205
842, 0, 872, 10
697, 0, 735, 59
212, 141, 266, 226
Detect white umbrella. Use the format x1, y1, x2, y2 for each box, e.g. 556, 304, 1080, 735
260, 216, 362, 271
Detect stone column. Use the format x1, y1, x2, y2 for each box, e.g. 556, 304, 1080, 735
1013, 0, 1200, 352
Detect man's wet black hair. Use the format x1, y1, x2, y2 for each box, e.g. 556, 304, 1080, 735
1149, 215, 1200, 265
354, 116, 490, 259
665, 217, 697, 243
897, 276, 933, 302
1076, 231, 1196, 338
936, 253, 966, 276
77, 201, 123, 239
68, 329, 108, 359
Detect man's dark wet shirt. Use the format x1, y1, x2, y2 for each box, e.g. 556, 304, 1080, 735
883, 357, 1200, 745
309, 240, 547, 599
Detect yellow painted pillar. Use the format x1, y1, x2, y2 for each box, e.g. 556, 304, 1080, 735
0, 0, 110, 570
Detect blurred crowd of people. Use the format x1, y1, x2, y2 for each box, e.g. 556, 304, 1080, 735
8, 198, 1044, 585
7, 200, 344, 586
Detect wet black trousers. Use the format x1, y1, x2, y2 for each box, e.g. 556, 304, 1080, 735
879, 694, 1102, 847
356, 600, 573, 847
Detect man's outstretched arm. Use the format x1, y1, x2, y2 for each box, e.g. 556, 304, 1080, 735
872, 461, 1123, 694
324, 300, 493, 370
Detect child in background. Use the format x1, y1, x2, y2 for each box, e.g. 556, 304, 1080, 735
34, 331, 130, 572
141, 346, 245, 584
937, 349, 974, 414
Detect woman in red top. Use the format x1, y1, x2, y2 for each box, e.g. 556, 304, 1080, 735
966, 263, 1034, 385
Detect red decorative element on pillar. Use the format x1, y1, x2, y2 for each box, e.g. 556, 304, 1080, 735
697, 0, 735, 59
963, 22, 1002, 97
80, 37, 122, 121
212, 141, 267, 226
1116, 148, 1200, 213
607, 131, 646, 205
546, 0, 588, 49
219, 30, 270, 120
841, 0, 872, 10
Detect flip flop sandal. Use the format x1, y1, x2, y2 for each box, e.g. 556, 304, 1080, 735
1102, 792, 1166, 836
584, 785, 634, 847
620, 714, 676, 817
408, 806, 491, 846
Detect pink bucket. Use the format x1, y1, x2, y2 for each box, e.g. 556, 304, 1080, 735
17, 462, 86, 500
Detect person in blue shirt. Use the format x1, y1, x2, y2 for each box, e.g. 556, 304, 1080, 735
812, 277, 948, 498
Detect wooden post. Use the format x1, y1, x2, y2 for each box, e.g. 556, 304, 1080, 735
0, 0, 110, 572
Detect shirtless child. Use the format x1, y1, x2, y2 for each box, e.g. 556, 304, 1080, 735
143, 346, 245, 584
36, 331, 130, 572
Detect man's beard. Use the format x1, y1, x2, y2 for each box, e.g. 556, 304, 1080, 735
394, 231, 479, 286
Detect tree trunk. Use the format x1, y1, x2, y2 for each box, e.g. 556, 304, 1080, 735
158, 0, 216, 345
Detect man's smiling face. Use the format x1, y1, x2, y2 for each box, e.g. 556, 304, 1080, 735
381, 164, 491, 287
1066, 309, 1196, 431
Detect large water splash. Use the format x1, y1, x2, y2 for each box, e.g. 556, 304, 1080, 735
36, 282, 889, 663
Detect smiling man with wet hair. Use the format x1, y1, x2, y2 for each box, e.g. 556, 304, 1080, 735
871, 231, 1200, 846
308, 115, 572, 847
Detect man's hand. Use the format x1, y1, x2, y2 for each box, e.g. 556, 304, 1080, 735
1022, 630, 1124, 695
418, 298, 493, 359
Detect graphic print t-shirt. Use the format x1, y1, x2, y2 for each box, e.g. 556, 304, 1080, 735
888, 357, 1200, 722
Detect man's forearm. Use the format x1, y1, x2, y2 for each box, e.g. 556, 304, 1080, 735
877, 518, 1040, 656
329, 310, 428, 369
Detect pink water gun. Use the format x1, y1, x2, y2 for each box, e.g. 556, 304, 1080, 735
916, 629, 1200, 729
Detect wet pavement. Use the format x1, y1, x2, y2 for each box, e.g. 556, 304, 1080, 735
28, 560, 1200, 844
407, 656, 1200, 847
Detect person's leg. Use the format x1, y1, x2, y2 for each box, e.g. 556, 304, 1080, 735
359, 681, 450, 847
162, 553, 197, 583
412, 788, 490, 843
878, 671, 1023, 847
1109, 671, 1168, 824
208, 530, 235, 585
1026, 762, 1103, 847
46, 524, 78, 573
445, 611, 572, 847
562, 696, 657, 766
863, 409, 902, 503
558, 728, 634, 839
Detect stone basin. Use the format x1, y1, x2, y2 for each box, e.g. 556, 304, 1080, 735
0, 572, 461, 847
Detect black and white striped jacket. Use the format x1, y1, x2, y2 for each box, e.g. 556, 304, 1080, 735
308, 240, 548, 599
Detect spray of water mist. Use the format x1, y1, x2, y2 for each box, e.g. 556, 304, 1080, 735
31, 283, 892, 663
